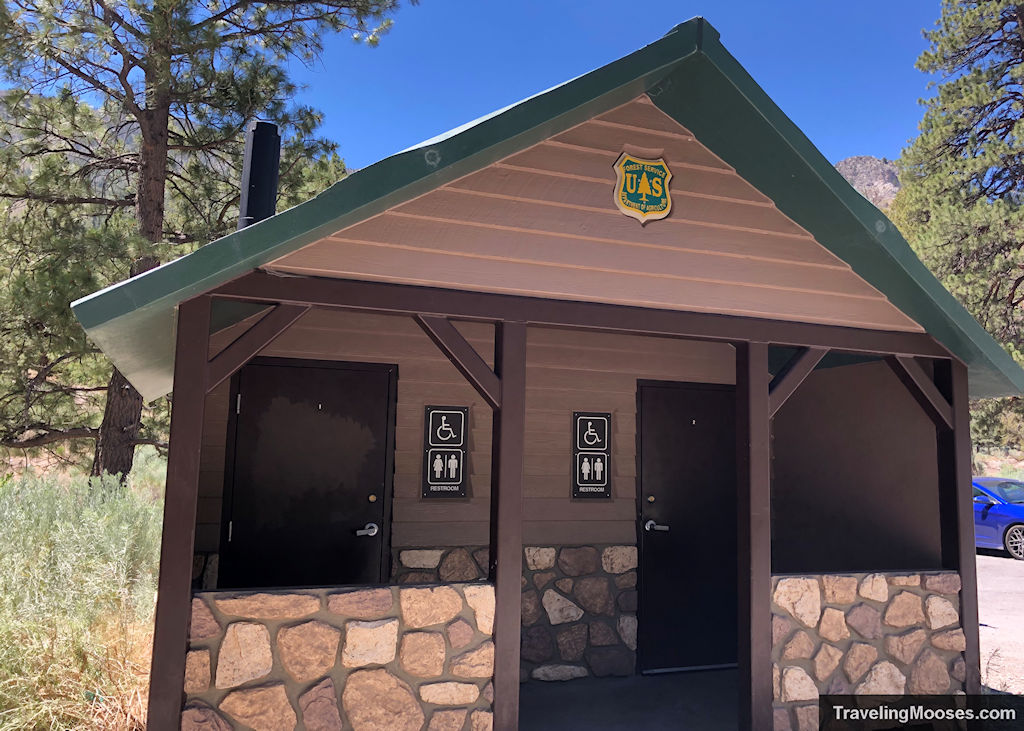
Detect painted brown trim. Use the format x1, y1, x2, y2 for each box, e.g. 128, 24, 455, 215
147, 296, 211, 730
933, 360, 961, 574
213, 272, 951, 357
206, 304, 310, 393
414, 315, 502, 409
736, 341, 772, 730
885, 355, 954, 430
768, 347, 828, 417
489, 322, 527, 731
944, 359, 981, 692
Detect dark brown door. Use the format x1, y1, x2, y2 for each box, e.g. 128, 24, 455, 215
637, 380, 737, 672
219, 358, 397, 589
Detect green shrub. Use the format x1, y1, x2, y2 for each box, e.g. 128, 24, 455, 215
0, 461, 162, 729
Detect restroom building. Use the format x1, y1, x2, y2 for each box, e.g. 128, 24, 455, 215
72, 17, 1024, 731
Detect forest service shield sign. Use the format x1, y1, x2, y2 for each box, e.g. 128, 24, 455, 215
613, 152, 673, 224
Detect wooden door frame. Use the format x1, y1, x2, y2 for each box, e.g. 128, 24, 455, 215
218, 356, 399, 589
634, 379, 737, 674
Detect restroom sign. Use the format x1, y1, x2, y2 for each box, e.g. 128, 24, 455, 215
573, 412, 611, 499
423, 406, 468, 498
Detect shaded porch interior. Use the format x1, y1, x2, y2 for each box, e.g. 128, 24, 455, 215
195, 309, 953, 588
186, 304, 959, 727
519, 670, 739, 730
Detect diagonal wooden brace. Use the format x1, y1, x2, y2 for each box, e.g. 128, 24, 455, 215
885, 355, 953, 430
206, 304, 309, 393
768, 347, 828, 418
415, 314, 502, 409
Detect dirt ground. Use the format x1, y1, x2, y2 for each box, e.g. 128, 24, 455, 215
977, 550, 1024, 693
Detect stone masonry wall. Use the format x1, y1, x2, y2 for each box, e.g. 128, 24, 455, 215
771, 571, 966, 731
520, 545, 637, 681
182, 583, 495, 731
392, 547, 491, 584
393, 545, 639, 683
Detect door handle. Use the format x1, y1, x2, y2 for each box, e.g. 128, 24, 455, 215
355, 522, 379, 537
644, 519, 670, 532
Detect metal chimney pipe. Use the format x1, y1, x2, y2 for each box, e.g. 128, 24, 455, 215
237, 120, 281, 230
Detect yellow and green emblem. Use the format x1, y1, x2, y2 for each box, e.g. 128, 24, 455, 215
613, 152, 673, 224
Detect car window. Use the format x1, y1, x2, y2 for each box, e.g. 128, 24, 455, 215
974, 487, 986, 498
994, 481, 1024, 504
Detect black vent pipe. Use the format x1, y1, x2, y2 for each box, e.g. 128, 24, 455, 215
237, 120, 281, 230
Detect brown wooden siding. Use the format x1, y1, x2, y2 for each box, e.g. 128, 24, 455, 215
265, 96, 922, 334
194, 309, 735, 553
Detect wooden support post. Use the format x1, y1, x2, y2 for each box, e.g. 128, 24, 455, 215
147, 297, 211, 729
489, 322, 527, 731
736, 341, 772, 731
935, 359, 981, 693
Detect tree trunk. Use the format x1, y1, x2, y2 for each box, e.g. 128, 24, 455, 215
92, 11, 174, 479
91, 366, 145, 478
91, 255, 161, 478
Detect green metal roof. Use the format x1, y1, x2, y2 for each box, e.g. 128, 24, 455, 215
71, 17, 1024, 402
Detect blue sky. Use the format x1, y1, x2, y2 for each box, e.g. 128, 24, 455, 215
285, 1, 940, 170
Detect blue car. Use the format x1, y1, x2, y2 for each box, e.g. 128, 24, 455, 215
973, 477, 1024, 560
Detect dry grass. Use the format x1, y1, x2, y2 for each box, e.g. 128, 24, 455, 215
0, 616, 151, 730
0, 450, 164, 730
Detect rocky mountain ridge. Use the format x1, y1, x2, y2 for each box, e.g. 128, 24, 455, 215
835, 155, 900, 209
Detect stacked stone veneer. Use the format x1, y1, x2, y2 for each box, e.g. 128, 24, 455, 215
393, 544, 638, 682
392, 547, 491, 584
182, 583, 495, 731
520, 545, 637, 681
772, 571, 967, 731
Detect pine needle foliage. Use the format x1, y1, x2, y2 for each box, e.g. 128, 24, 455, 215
896, 0, 1024, 446
0, 0, 409, 473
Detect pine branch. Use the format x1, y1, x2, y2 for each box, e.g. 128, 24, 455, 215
0, 191, 135, 207
92, 0, 146, 42
1, 427, 99, 449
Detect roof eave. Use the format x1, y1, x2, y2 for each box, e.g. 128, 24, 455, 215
71, 17, 1024, 401
72, 19, 706, 401
649, 33, 1024, 399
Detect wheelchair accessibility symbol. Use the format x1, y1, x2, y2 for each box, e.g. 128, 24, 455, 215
436, 416, 457, 442
428, 408, 465, 447
575, 415, 608, 451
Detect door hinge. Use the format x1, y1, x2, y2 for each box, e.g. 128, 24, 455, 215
236, 393, 241, 414
228, 520, 233, 542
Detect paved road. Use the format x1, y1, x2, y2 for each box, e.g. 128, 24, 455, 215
977, 550, 1024, 693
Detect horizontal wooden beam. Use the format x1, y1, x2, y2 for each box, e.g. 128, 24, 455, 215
885, 355, 953, 430
768, 347, 828, 417
206, 304, 310, 393
414, 315, 501, 409
212, 272, 951, 358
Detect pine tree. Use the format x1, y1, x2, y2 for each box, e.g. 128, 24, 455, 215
897, 0, 1024, 447
637, 172, 652, 203
0, 1, 409, 475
